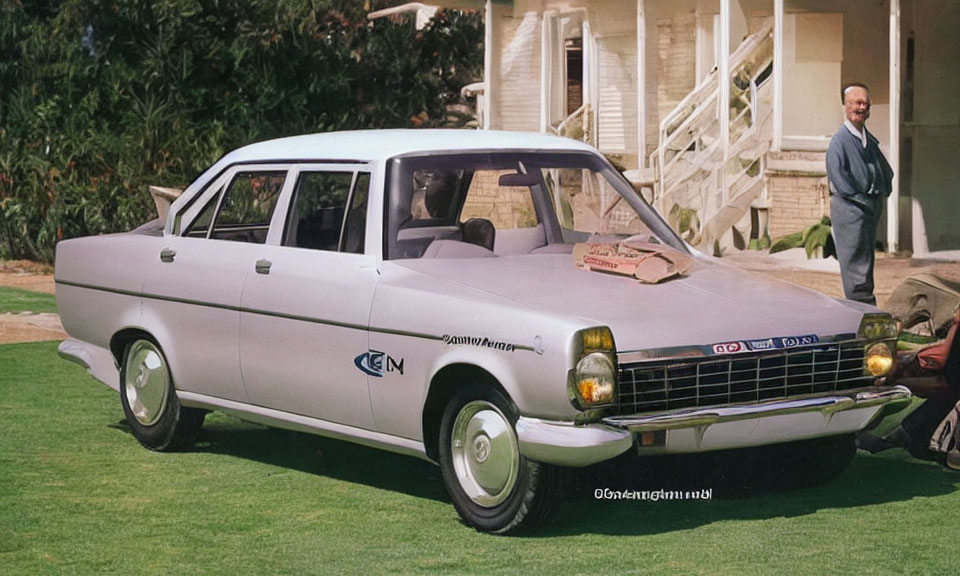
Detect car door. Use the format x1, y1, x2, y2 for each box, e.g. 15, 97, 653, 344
141, 165, 289, 402
238, 166, 379, 429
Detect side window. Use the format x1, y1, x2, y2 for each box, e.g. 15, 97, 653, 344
283, 171, 354, 252
210, 172, 284, 243
460, 169, 538, 229
183, 190, 221, 238
341, 173, 369, 254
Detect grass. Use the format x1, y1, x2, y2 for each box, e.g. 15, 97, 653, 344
2, 341, 960, 575
0, 285, 57, 314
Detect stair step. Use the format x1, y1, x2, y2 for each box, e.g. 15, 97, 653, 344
765, 158, 826, 176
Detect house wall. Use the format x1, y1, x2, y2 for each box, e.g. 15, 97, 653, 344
656, 12, 696, 122
775, 0, 890, 149
764, 153, 830, 239
694, 0, 749, 50
781, 12, 843, 142
597, 34, 638, 160
493, 8, 542, 131
905, 0, 960, 252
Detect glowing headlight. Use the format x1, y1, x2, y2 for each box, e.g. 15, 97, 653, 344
575, 352, 616, 405
865, 343, 895, 376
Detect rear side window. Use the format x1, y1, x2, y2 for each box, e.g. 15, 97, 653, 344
283, 171, 369, 254
184, 190, 221, 238
209, 172, 285, 243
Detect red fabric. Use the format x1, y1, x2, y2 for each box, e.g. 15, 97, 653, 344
918, 309, 960, 371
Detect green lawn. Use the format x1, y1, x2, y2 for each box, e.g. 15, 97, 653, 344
0, 285, 57, 314
2, 341, 959, 575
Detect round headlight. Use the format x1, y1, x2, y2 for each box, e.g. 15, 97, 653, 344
865, 343, 894, 376
575, 352, 616, 406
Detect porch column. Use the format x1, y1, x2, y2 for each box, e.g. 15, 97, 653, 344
583, 20, 598, 142
719, 0, 731, 206
719, 0, 730, 158
887, 0, 900, 252
772, 0, 784, 152
637, 0, 647, 167
540, 12, 553, 133
483, 0, 493, 129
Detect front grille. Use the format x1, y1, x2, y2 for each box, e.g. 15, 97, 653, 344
615, 340, 873, 414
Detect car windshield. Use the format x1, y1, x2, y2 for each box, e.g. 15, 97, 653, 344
383, 151, 683, 260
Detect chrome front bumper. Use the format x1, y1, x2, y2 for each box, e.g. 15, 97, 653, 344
516, 386, 912, 467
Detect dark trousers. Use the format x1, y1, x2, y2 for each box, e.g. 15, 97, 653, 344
900, 331, 960, 448
830, 194, 884, 305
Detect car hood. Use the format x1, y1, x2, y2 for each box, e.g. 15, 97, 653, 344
393, 254, 866, 352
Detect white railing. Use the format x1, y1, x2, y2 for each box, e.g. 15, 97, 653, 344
550, 103, 594, 146
650, 20, 775, 222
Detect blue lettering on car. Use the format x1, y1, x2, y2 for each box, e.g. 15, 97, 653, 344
354, 351, 404, 377
776, 335, 819, 348
747, 338, 776, 351
713, 334, 821, 355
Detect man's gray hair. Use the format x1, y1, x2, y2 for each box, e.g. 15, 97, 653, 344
841, 82, 870, 103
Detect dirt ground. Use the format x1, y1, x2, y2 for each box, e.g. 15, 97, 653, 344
0, 312, 66, 344
0, 260, 55, 293
0, 260, 64, 344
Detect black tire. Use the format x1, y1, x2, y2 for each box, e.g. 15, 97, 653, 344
120, 338, 205, 452
763, 434, 857, 490
438, 383, 566, 534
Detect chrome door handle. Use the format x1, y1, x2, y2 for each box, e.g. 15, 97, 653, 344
255, 259, 272, 275
159, 248, 176, 263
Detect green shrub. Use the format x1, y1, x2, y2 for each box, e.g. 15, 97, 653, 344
0, 0, 483, 262
769, 216, 836, 259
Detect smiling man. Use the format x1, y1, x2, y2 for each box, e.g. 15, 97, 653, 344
826, 82, 895, 305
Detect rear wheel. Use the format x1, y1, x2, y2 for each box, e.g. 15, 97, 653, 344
120, 338, 205, 451
438, 384, 565, 534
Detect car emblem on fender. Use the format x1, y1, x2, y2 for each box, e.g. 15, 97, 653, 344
354, 351, 404, 377
354, 351, 385, 377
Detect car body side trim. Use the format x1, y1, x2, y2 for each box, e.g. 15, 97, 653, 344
56, 279, 537, 349
176, 390, 432, 462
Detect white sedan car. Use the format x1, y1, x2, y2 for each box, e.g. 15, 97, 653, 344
56, 130, 909, 533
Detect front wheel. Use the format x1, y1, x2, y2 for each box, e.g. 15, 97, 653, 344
120, 338, 205, 452
438, 384, 566, 534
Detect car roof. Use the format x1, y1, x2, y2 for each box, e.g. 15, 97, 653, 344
169, 129, 603, 233
218, 129, 597, 165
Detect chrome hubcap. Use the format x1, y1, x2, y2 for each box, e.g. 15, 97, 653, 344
451, 400, 519, 507
123, 341, 169, 426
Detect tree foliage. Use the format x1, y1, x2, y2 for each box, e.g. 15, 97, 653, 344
0, 0, 483, 261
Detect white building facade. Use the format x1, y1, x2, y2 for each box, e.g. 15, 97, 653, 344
375, 0, 960, 255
